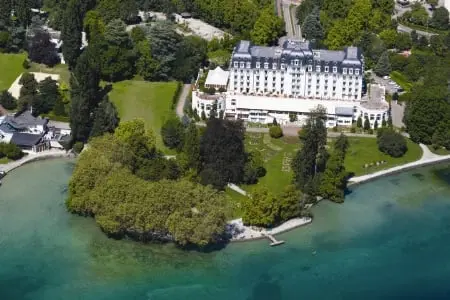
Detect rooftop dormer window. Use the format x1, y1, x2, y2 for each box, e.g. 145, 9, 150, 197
240, 62, 244, 68
308, 65, 312, 72
294, 60, 299, 66
333, 66, 337, 73
256, 62, 260, 69
234, 62, 238, 68
246, 62, 251, 68
325, 66, 329, 73
343, 68, 347, 75
273, 63, 277, 69
349, 68, 353, 75
264, 62, 269, 69
355, 69, 359, 75
316, 66, 321, 72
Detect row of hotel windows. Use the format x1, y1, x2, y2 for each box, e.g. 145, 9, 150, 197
233, 76, 360, 86
233, 61, 360, 75
231, 86, 360, 97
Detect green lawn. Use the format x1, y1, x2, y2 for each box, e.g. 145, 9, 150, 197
390, 71, 413, 92
345, 137, 423, 176
0, 53, 26, 91
427, 145, 450, 156
224, 133, 301, 217
28, 63, 71, 85
108, 80, 179, 150
0, 157, 10, 164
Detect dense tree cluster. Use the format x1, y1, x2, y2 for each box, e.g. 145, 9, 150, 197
0, 143, 24, 160
242, 185, 306, 227
67, 123, 228, 247
0, 90, 17, 110
292, 106, 349, 203
377, 129, 408, 158
297, 0, 395, 49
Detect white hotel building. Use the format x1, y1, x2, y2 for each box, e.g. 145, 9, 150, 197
192, 39, 389, 127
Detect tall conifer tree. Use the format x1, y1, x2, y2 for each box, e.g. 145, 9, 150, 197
61, 0, 82, 69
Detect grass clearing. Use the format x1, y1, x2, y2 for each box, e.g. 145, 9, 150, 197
0, 157, 10, 164
108, 80, 179, 151
28, 63, 71, 85
427, 145, 450, 156
345, 137, 422, 176
0, 53, 26, 91
390, 71, 413, 92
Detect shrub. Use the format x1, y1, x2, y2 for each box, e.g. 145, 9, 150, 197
73, 142, 84, 154
350, 127, 356, 133
269, 126, 283, 138
0, 143, 24, 160
377, 130, 408, 157
0, 90, 17, 110
368, 128, 374, 135
22, 59, 30, 69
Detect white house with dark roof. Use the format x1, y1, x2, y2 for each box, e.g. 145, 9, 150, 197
192, 39, 388, 126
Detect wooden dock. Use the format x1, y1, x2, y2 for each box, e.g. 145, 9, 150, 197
264, 233, 285, 247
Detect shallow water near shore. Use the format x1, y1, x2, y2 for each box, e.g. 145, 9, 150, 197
2, 159, 450, 299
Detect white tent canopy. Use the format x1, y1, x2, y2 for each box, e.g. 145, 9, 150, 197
205, 67, 229, 88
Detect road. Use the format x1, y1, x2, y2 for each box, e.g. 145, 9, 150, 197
397, 23, 437, 38
176, 84, 191, 119
281, 0, 302, 39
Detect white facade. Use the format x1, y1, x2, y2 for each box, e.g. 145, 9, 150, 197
192, 40, 389, 128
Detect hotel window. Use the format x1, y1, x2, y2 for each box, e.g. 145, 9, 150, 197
280, 63, 285, 69
308, 65, 312, 72
316, 66, 321, 72
343, 68, 347, 74
256, 62, 260, 69
246, 62, 251, 68
333, 66, 337, 73
240, 62, 244, 68
349, 68, 353, 75
294, 60, 299, 66
355, 69, 360, 75
234, 62, 238, 68
325, 66, 329, 73
272, 63, 276, 69
231, 99, 236, 105
264, 62, 269, 69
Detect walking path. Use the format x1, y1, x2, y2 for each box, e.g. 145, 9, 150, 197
0, 150, 71, 174
176, 84, 191, 119
227, 217, 312, 242
349, 144, 450, 184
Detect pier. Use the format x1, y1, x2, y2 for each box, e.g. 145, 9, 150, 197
264, 233, 285, 247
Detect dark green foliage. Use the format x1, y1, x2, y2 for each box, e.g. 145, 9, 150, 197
269, 125, 283, 138
363, 116, 371, 131
432, 121, 450, 149
35, 77, 59, 115
377, 129, 407, 157
404, 85, 449, 144
0, 90, 17, 110
243, 151, 266, 184
319, 134, 349, 203
292, 106, 327, 193
374, 120, 379, 130
70, 46, 101, 143
161, 117, 185, 150
182, 122, 201, 170
61, 0, 82, 69
0, 143, 24, 160
18, 72, 38, 112
430, 7, 449, 30
374, 51, 391, 77
302, 7, 324, 43
15, 0, 32, 26
296, 0, 321, 25
22, 58, 30, 69
174, 36, 207, 82
199, 118, 246, 189
90, 96, 120, 137
250, 7, 284, 46
356, 116, 362, 128
73, 141, 84, 154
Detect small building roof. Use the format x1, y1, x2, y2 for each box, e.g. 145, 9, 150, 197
205, 67, 229, 87
4, 111, 48, 130
10, 132, 43, 147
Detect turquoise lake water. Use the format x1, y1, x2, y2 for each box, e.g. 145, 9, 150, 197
2, 159, 450, 299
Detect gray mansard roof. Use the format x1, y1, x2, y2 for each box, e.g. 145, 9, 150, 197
232, 40, 363, 72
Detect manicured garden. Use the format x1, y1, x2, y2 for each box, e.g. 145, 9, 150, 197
344, 137, 422, 176
0, 53, 26, 91
109, 80, 179, 150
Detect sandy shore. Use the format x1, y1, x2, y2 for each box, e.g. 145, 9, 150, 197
227, 217, 312, 242
0, 149, 72, 174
